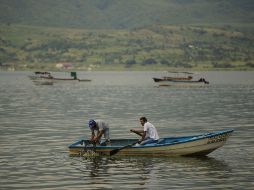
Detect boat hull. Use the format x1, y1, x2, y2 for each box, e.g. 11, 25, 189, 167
69, 129, 233, 157
158, 81, 208, 87
153, 77, 192, 82
29, 75, 91, 82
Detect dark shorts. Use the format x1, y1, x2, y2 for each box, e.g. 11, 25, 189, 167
140, 138, 158, 145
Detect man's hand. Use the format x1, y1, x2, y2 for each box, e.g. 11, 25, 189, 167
90, 137, 97, 143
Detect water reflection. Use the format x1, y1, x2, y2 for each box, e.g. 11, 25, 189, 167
69, 155, 232, 189
79, 156, 111, 177
1, 71, 254, 190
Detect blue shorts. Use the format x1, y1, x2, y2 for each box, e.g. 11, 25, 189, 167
103, 128, 110, 140
140, 138, 158, 145
99, 128, 110, 145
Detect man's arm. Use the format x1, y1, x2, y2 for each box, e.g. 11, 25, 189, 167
94, 129, 105, 142
90, 131, 95, 141
130, 129, 143, 137
140, 131, 146, 142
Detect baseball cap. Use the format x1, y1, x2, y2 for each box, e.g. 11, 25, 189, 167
88, 119, 96, 128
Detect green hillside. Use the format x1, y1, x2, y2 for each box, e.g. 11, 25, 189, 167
0, 0, 254, 71
1, 23, 254, 71
0, 0, 253, 29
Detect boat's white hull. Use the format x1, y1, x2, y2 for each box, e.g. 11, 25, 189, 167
111, 137, 227, 157
29, 75, 91, 83
158, 81, 208, 87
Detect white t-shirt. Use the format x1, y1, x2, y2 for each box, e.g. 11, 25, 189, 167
91, 120, 110, 140
94, 119, 109, 131
143, 122, 159, 140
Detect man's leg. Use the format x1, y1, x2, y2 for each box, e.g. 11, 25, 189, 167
100, 128, 110, 145
140, 138, 158, 145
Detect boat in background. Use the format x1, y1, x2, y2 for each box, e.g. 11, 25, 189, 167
28, 71, 91, 83
153, 71, 209, 87
158, 78, 209, 87
153, 71, 193, 82
69, 129, 233, 157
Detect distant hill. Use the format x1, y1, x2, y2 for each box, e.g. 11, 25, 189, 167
1, 23, 254, 71
1, 0, 254, 71
1, 0, 254, 29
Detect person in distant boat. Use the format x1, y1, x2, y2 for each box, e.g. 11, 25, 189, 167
130, 117, 159, 145
88, 119, 110, 145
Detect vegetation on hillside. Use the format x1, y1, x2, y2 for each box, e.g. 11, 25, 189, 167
0, 0, 254, 70
0, 24, 254, 71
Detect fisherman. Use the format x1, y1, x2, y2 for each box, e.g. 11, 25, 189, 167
130, 117, 159, 145
88, 119, 110, 145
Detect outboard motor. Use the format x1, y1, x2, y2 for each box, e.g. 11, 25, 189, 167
71, 72, 77, 80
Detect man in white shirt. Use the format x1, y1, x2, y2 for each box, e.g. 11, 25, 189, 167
130, 117, 159, 145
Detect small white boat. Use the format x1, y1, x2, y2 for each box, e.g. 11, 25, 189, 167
28, 71, 91, 83
158, 78, 209, 87
153, 71, 193, 82
68, 129, 233, 157
153, 71, 209, 87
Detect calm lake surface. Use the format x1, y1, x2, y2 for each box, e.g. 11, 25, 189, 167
0, 71, 253, 190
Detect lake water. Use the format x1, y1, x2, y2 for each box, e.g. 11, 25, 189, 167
0, 71, 253, 189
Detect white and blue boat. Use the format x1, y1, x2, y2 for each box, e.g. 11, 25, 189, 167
68, 129, 233, 157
